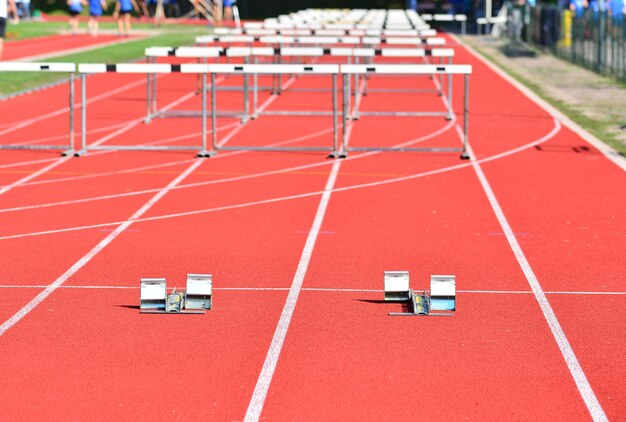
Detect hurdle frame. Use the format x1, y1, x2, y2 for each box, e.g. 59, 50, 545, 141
0, 62, 77, 156
338, 64, 471, 159
191, 63, 343, 158
75, 63, 213, 156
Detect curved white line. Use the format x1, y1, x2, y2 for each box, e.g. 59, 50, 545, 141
0, 119, 454, 213
0, 118, 561, 240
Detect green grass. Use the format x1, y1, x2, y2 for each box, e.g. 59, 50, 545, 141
463, 37, 626, 156
1, 23, 208, 96
4, 20, 68, 39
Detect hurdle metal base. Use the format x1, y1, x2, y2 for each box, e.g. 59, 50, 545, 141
347, 146, 463, 153
196, 149, 218, 157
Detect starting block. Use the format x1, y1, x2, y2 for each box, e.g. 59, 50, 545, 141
384, 272, 456, 317
139, 274, 213, 314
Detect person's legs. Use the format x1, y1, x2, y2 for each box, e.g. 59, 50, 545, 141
124, 12, 131, 35
117, 15, 124, 34
69, 12, 80, 34
0, 18, 5, 60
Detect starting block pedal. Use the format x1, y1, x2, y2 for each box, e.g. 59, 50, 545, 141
430, 275, 456, 311
384, 271, 410, 301
385, 271, 456, 317
185, 273, 212, 310
140, 278, 167, 310
139, 274, 213, 314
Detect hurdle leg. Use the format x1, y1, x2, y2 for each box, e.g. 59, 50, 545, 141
339, 73, 349, 158
145, 56, 152, 123
76, 73, 88, 156
210, 72, 219, 155
252, 56, 258, 119
63, 72, 76, 156
242, 56, 250, 124
277, 43, 283, 95
460, 74, 470, 160
446, 64, 453, 121
328, 73, 341, 158
197, 72, 214, 157
151, 57, 158, 117
353, 57, 360, 120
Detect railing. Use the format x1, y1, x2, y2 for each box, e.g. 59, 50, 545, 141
505, 3, 626, 82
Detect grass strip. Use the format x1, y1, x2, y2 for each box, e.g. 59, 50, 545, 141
0, 31, 204, 96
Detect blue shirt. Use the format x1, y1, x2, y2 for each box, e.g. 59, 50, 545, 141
610, 0, 624, 17
118, 0, 132, 12
89, 0, 102, 15
68, 0, 83, 13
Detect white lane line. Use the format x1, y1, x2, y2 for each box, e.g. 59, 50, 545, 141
0, 157, 69, 197
0, 75, 151, 137
1, 284, 625, 295
0, 119, 453, 214
244, 159, 342, 422
0, 159, 204, 337
0, 82, 299, 336
0, 120, 331, 191
0, 88, 200, 198
0, 119, 560, 241
459, 127, 608, 421
453, 34, 626, 172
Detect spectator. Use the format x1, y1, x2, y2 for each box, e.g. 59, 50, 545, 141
570, 0, 588, 17
0, 0, 19, 60
15, 0, 29, 19
608, 0, 624, 21
87, 0, 107, 36
67, 0, 86, 34
113, 0, 138, 36
136, 0, 149, 20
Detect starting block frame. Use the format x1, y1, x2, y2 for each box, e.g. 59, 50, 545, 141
384, 271, 456, 316
139, 273, 212, 314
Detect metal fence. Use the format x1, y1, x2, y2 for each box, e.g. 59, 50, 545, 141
506, 3, 626, 82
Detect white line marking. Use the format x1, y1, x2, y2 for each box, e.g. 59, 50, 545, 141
458, 126, 608, 421
0, 83, 298, 336
0, 120, 561, 240
0, 119, 451, 214
0, 159, 204, 337
1, 284, 624, 295
244, 159, 342, 422
0, 157, 69, 197
453, 34, 626, 172
0, 75, 150, 137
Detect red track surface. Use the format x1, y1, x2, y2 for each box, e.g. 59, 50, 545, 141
0, 33, 624, 421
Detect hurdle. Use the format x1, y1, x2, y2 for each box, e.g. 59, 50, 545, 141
187, 63, 343, 157
76, 63, 218, 157
419, 14, 468, 36
338, 64, 472, 159
213, 27, 439, 38
144, 46, 455, 120
0, 62, 77, 156
143, 46, 253, 124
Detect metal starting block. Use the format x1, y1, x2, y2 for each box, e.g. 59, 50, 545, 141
139, 274, 212, 314
384, 272, 456, 317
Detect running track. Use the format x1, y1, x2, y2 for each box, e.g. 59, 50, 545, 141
0, 33, 624, 421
